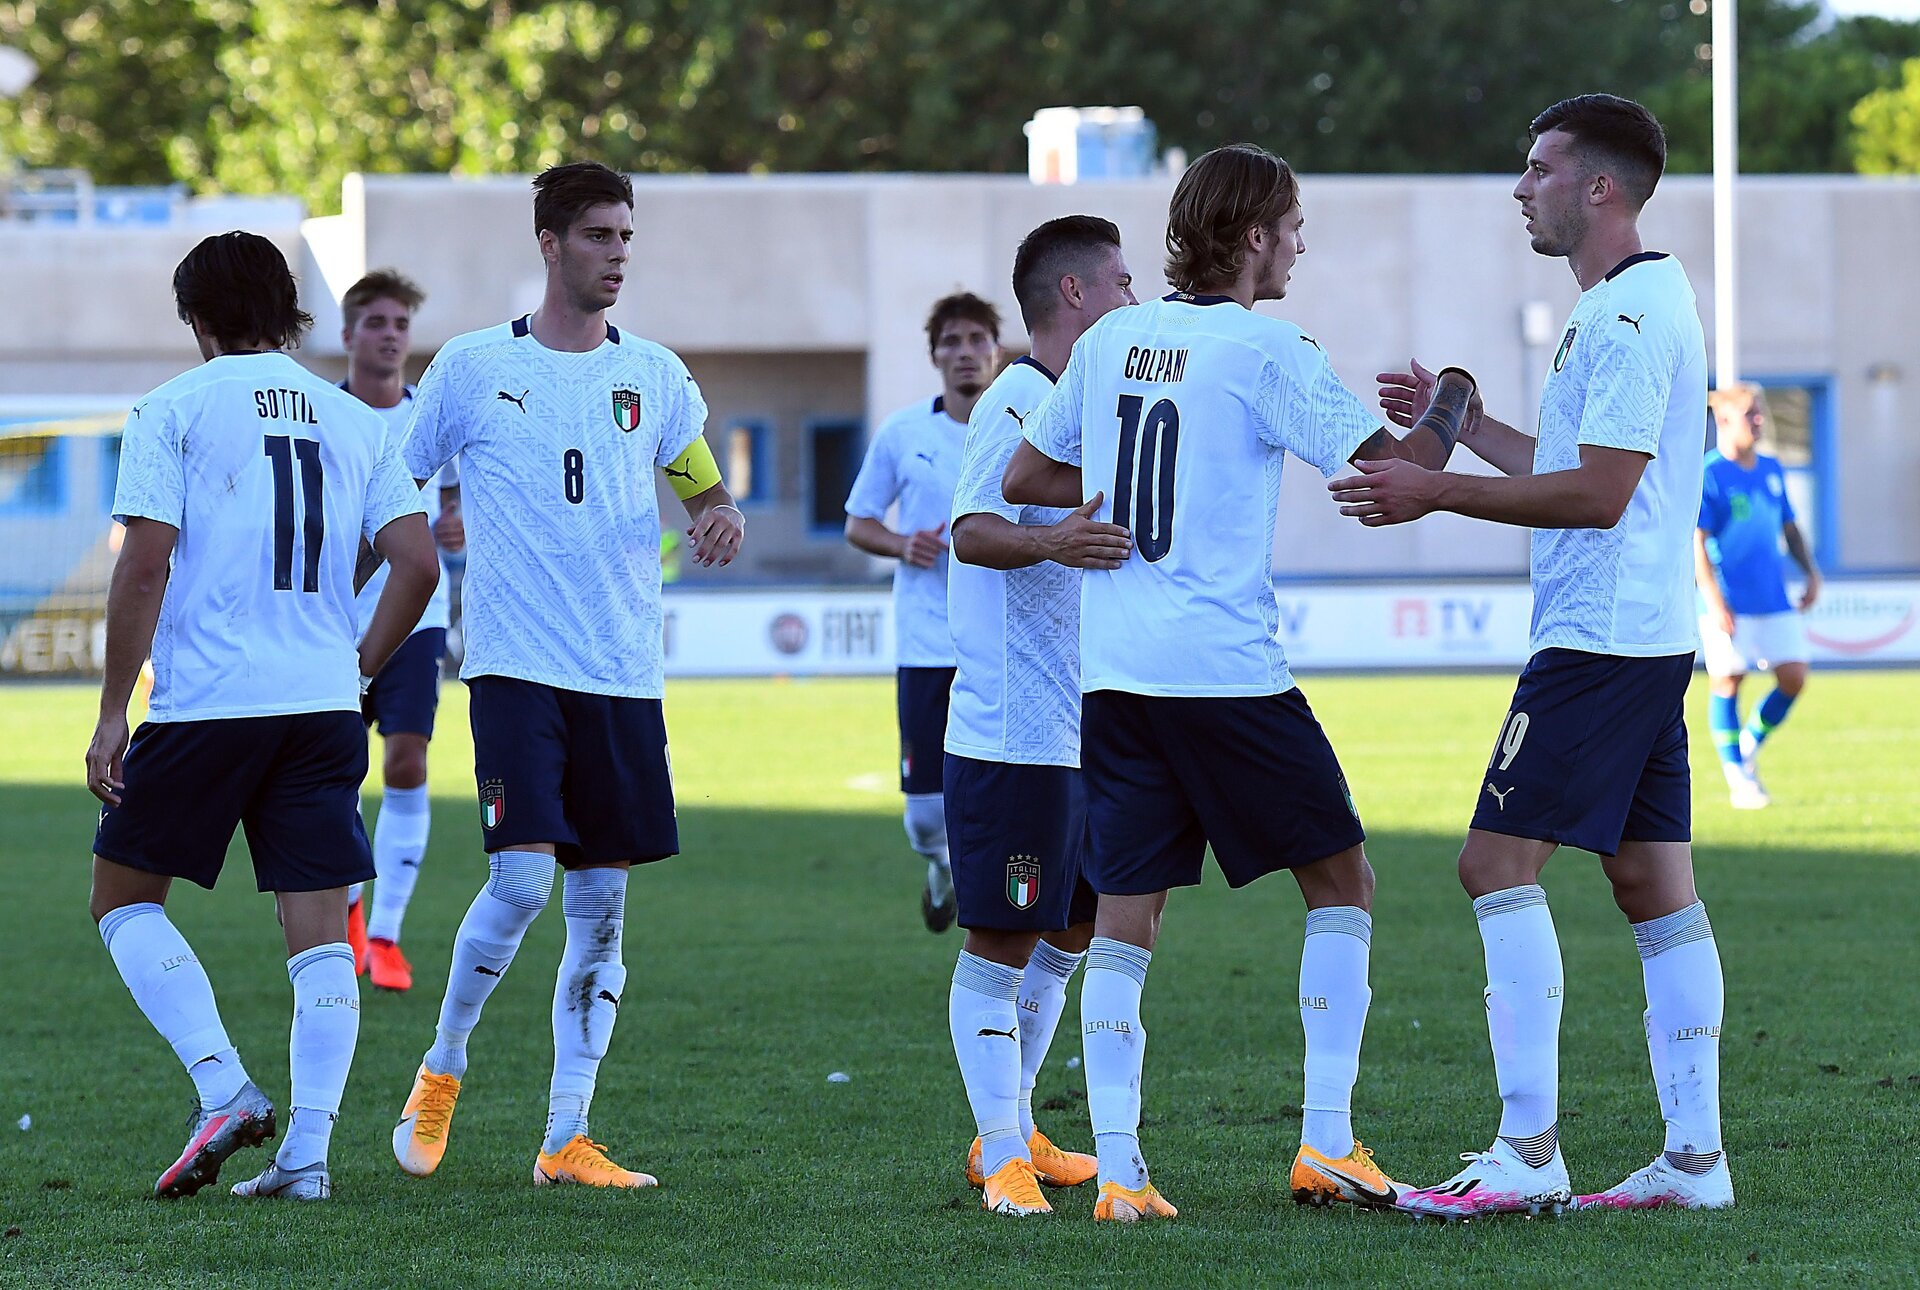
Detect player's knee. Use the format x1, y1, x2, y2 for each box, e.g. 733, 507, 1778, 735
1775, 665, 1808, 698
382, 737, 429, 789
1710, 676, 1741, 699
485, 850, 555, 912
903, 794, 947, 855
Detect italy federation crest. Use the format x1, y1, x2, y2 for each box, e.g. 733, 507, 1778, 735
611, 388, 642, 432
479, 778, 505, 830
1552, 323, 1578, 373
1006, 857, 1041, 910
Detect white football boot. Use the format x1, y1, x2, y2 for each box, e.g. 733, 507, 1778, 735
1396, 1137, 1572, 1219
231, 1158, 332, 1200
1575, 1153, 1734, 1211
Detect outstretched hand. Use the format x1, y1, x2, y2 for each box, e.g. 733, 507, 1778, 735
1380, 358, 1483, 438
1328, 456, 1444, 526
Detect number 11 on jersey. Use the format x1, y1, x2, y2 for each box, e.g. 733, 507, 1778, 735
263, 434, 323, 592
1113, 394, 1179, 562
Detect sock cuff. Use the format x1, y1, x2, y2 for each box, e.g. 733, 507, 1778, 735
382, 783, 432, 815
1026, 939, 1083, 982
561, 866, 629, 920
98, 901, 166, 948
1304, 905, 1372, 945
1473, 884, 1549, 923
952, 950, 1022, 1000
288, 942, 355, 981
487, 850, 555, 911
1086, 936, 1151, 986
1632, 901, 1713, 960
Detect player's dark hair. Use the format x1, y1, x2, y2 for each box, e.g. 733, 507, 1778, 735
532, 161, 634, 238
172, 230, 313, 351
924, 292, 1001, 357
342, 268, 425, 333
1164, 143, 1298, 294
1530, 94, 1667, 209
1012, 215, 1123, 330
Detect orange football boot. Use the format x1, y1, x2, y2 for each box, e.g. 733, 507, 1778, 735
366, 938, 413, 992
1290, 1140, 1404, 1209
533, 1136, 658, 1189
1093, 1180, 1178, 1223
345, 898, 369, 975
981, 1158, 1052, 1216
393, 1064, 461, 1177
966, 1129, 1098, 1187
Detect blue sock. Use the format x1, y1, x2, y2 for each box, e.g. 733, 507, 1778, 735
1744, 687, 1795, 750
1708, 693, 1743, 766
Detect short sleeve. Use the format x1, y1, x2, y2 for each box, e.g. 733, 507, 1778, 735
952, 415, 1023, 526
1022, 343, 1087, 468
844, 419, 902, 519
111, 398, 186, 527
1772, 460, 1797, 524
402, 351, 467, 482
656, 362, 707, 467
1253, 349, 1378, 477
1576, 325, 1669, 457
365, 432, 429, 543
434, 454, 459, 488
1697, 466, 1726, 533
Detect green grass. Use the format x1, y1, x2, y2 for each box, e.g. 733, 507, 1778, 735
2, 673, 1916, 1287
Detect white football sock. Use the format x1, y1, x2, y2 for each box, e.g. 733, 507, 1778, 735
949, 951, 1027, 1180
280, 942, 358, 1168
1082, 937, 1151, 1190
99, 903, 249, 1108
545, 867, 628, 1154
423, 851, 553, 1079
1017, 939, 1082, 1142
1634, 901, 1725, 1171
367, 784, 432, 943
1475, 885, 1564, 1163
1299, 906, 1372, 1158
904, 793, 948, 865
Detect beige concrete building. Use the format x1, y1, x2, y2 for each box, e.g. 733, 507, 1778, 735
4, 171, 1916, 583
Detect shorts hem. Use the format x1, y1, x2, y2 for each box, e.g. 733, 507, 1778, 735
90, 846, 218, 892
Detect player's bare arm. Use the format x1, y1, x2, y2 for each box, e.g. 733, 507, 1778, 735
1350, 365, 1477, 471
1783, 519, 1821, 610
846, 513, 945, 569
1378, 359, 1537, 477
87, 517, 178, 805
1330, 442, 1647, 529
1695, 529, 1735, 635
358, 512, 440, 682
433, 483, 464, 553
1001, 439, 1083, 509
951, 492, 1132, 572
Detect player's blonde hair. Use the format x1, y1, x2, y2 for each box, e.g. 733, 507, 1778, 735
1164, 143, 1298, 294
1708, 383, 1768, 422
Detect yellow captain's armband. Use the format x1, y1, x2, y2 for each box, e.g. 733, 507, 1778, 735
663, 436, 723, 499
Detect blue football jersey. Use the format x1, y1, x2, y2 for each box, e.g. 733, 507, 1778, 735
1699, 450, 1795, 615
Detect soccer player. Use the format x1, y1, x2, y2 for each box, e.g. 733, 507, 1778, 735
338, 269, 466, 989
1696, 383, 1820, 809
86, 232, 438, 1200
390, 162, 744, 1190
1005, 144, 1474, 1222
845, 293, 1002, 932
1337, 95, 1730, 1214
945, 216, 1137, 1216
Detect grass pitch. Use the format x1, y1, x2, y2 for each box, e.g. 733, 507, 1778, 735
2, 672, 1916, 1287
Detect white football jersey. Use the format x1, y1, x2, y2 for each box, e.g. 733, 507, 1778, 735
350, 387, 452, 639
111, 352, 426, 722
844, 395, 967, 667
401, 316, 707, 698
1023, 294, 1378, 697
946, 357, 1081, 767
1530, 253, 1707, 656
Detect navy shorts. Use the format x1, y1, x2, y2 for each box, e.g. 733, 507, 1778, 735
1080, 688, 1365, 895
1470, 648, 1693, 856
897, 666, 955, 794
468, 675, 677, 868
945, 754, 1100, 933
364, 627, 445, 738
93, 712, 374, 893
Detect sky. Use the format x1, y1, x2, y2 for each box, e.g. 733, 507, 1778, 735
1826, 0, 1920, 18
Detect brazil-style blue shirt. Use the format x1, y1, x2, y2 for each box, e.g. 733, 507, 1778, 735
1698, 450, 1794, 614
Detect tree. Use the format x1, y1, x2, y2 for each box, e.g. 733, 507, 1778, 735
1851, 57, 1920, 173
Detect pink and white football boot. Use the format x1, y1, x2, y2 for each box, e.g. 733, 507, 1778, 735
1395, 1137, 1571, 1220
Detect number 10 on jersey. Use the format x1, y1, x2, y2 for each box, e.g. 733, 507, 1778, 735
1113, 394, 1178, 562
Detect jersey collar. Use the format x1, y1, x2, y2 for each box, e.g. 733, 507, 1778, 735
1603, 251, 1669, 282
511, 313, 621, 344
1163, 291, 1236, 307
1011, 355, 1058, 383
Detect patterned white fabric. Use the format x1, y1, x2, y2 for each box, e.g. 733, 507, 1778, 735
352, 388, 452, 638
401, 317, 706, 698
1022, 294, 1378, 697
1529, 254, 1707, 656
112, 352, 425, 721
844, 395, 967, 667
946, 358, 1080, 766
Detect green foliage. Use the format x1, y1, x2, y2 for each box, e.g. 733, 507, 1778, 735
2, 0, 1918, 210
1851, 56, 1920, 173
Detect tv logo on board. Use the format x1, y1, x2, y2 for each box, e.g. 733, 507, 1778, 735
1390, 598, 1493, 643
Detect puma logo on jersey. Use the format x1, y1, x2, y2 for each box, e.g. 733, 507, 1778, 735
1617, 313, 1645, 333
1484, 783, 1514, 810
1005, 407, 1028, 429
664, 464, 695, 481
497, 389, 530, 412
914, 451, 936, 466
977, 1025, 1018, 1040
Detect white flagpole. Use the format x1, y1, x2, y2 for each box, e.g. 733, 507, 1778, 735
1712, 0, 1739, 389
